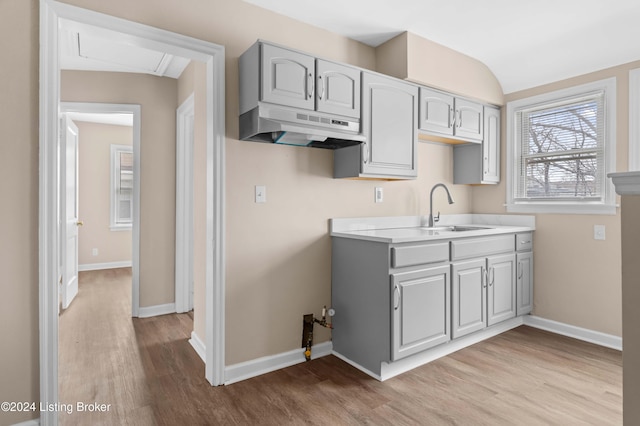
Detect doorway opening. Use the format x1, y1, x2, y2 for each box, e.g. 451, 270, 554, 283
60, 103, 140, 315
39, 2, 226, 423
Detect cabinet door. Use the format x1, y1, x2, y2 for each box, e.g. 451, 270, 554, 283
487, 253, 516, 326
419, 87, 454, 135
316, 60, 360, 119
392, 265, 450, 361
482, 105, 500, 183
361, 72, 418, 178
516, 252, 534, 315
454, 98, 483, 141
260, 43, 315, 110
452, 258, 486, 339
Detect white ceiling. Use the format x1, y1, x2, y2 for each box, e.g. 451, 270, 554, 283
244, 0, 640, 94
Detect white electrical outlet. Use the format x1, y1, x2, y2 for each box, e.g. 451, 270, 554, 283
594, 225, 605, 240
92, 248, 99, 256
375, 187, 383, 203
255, 185, 266, 203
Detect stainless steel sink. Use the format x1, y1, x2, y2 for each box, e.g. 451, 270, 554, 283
420, 225, 493, 232
448, 225, 493, 232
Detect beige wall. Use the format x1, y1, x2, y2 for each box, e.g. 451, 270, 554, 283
0, 1, 39, 424
76, 121, 133, 266
376, 32, 505, 105
472, 61, 640, 337
61, 70, 178, 308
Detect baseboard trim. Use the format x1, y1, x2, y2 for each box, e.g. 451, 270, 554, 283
11, 418, 40, 426
524, 315, 622, 351
189, 331, 206, 363
137, 303, 176, 318
224, 341, 333, 385
78, 261, 132, 272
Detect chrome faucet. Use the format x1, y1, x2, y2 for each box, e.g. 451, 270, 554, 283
428, 183, 455, 227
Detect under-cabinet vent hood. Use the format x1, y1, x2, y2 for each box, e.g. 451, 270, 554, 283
239, 104, 365, 149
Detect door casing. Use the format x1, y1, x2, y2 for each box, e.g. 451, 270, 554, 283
39, 2, 226, 425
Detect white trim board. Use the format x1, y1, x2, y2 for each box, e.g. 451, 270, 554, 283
11, 419, 40, 426
137, 303, 177, 319
189, 331, 206, 363
224, 341, 333, 385
78, 261, 132, 272
630, 68, 640, 171
524, 315, 622, 351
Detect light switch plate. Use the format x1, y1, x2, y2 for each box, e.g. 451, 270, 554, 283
594, 225, 605, 240
255, 185, 266, 203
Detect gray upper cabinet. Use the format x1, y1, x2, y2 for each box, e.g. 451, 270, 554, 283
419, 87, 483, 143
260, 43, 316, 111
258, 43, 360, 118
418, 88, 455, 135
453, 105, 501, 184
316, 60, 360, 118
335, 72, 418, 179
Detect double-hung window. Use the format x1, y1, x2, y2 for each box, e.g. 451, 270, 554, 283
110, 144, 133, 230
506, 78, 616, 214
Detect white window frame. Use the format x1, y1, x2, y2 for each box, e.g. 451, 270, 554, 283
629, 68, 640, 171
506, 77, 617, 215
110, 144, 134, 230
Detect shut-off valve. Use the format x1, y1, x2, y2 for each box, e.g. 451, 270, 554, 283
302, 306, 334, 361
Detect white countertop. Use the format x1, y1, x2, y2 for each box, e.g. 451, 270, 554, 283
330, 214, 535, 244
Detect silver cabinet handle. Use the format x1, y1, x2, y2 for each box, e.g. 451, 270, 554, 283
489, 267, 495, 286
317, 75, 324, 100
362, 142, 368, 164
307, 72, 314, 100
482, 267, 487, 288
518, 262, 523, 279
393, 285, 400, 310
450, 107, 456, 129
520, 240, 531, 245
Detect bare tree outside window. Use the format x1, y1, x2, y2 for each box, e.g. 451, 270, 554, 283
518, 93, 604, 200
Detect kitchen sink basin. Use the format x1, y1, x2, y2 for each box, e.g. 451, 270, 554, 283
448, 225, 493, 232
420, 225, 494, 232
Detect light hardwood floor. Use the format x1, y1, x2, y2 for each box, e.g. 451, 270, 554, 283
59, 268, 622, 425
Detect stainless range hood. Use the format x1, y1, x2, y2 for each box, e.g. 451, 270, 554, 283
239, 103, 365, 149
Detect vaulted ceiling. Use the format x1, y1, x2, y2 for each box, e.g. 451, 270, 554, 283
243, 0, 640, 94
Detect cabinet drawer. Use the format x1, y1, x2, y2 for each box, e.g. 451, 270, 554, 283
451, 235, 513, 260
391, 243, 449, 268
516, 233, 533, 252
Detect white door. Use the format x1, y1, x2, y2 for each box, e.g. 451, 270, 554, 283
61, 114, 80, 309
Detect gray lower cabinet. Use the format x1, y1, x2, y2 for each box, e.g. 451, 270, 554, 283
516, 232, 534, 315
392, 265, 450, 360
449, 235, 516, 339
332, 231, 530, 377
451, 253, 516, 339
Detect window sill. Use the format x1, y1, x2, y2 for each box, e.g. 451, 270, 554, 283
506, 202, 618, 215
110, 224, 132, 232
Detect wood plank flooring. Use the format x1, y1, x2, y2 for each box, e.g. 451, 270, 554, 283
59, 268, 622, 425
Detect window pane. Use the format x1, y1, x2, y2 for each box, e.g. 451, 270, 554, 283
524, 154, 598, 198
526, 100, 599, 155
518, 92, 604, 200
